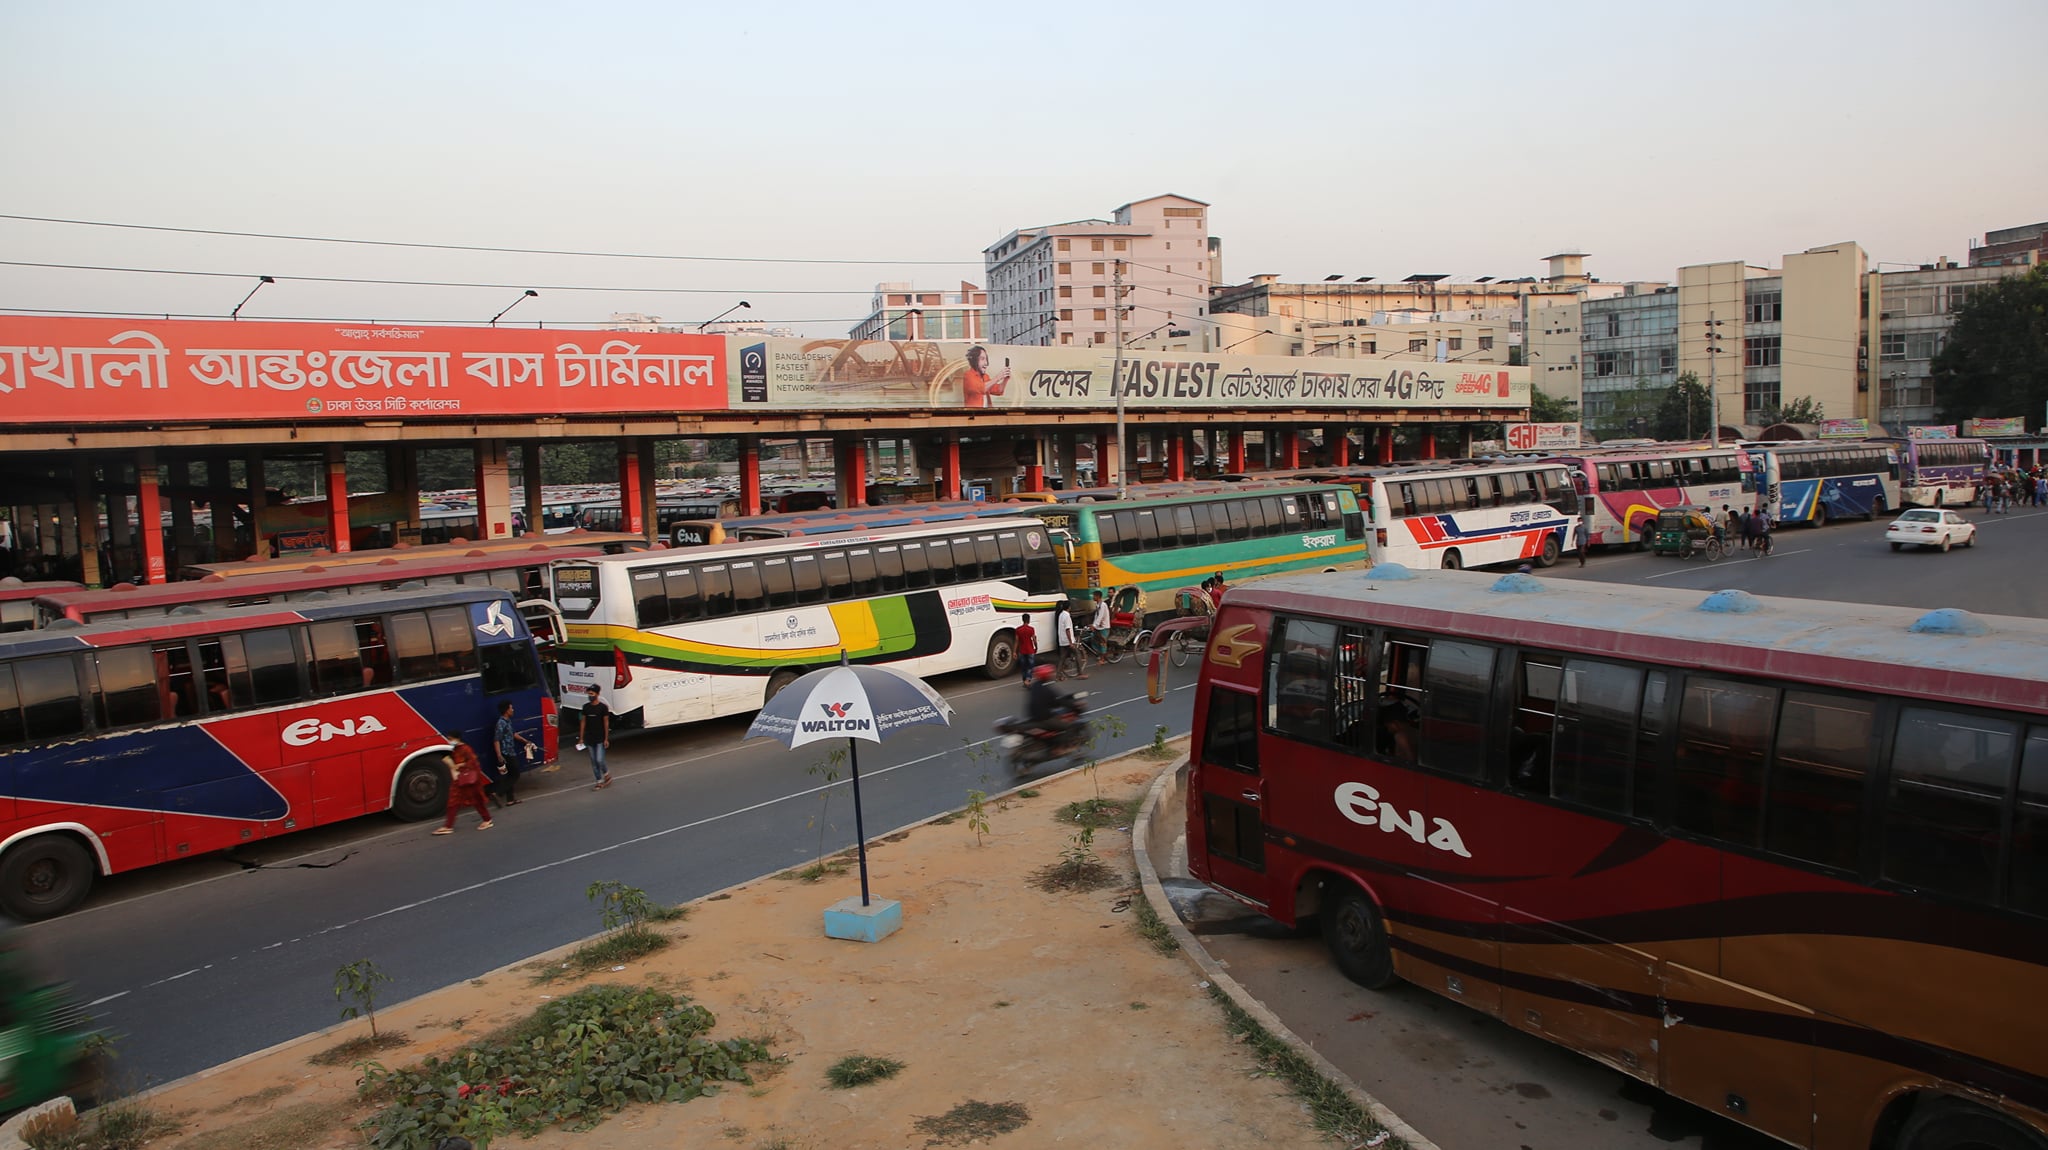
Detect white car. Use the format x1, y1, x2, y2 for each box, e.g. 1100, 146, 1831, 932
1885, 508, 1977, 552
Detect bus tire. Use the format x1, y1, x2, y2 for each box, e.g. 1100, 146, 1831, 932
764, 669, 803, 705
1898, 1098, 2048, 1150
391, 755, 451, 821
1812, 504, 1829, 528
1440, 549, 1463, 571
1536, 534, 1561, 568
1868, 495, 1886, 522
983, 632, 1018, 680
1630, 520, 1653, 551
1324, 882, 1398, 989
0, 833, 96, 921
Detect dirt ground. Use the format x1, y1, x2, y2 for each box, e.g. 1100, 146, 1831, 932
133, 752, 1332, 1150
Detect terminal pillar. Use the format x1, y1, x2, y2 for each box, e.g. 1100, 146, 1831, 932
834, 436, 867, 509
1227, 429, 1247, 474
616, 437, 655, 538
473, 438, 514, 540
1377, 427, 1396, 464
167, 460, 194, 575
137, 449, 167, 584
1166, 432, 1187, 482
738, 435, 763, 515
940, 435, 962, 501
73, 467, 102, 587
323, 445, 352, 554
1277, 429, 1301, 469
1328, 426, 1350, 467
1420, 428, 1438, 460
521, 442, 543, 537
1054, 433, 1078, 491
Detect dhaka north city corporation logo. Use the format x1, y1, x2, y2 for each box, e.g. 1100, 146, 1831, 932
800, 701, 872, 734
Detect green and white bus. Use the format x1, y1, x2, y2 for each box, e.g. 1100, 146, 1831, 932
550, 517, 1066, 730
1024, 483, 1370, 615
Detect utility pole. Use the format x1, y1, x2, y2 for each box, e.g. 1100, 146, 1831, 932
1703, 312, 1726, 446
1112, 259, 1128, 499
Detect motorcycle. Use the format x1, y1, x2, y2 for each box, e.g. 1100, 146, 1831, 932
994, 691, 1091, 776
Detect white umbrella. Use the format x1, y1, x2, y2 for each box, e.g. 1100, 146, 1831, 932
745, 656, 953, 906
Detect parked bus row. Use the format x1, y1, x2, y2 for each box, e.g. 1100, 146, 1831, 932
1184, 567, 2047, 1150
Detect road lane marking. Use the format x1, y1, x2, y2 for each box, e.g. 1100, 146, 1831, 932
1641, 548, 1809, 579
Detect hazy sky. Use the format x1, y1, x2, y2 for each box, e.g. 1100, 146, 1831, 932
4, 0, 2043, 335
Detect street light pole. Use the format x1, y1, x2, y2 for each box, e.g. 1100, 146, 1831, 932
1112, 259, 1127, 499
1703, 311, 1726, 445
490, 289, 539, 327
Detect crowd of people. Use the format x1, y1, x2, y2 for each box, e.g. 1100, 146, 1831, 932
1982, 465, 2047, 513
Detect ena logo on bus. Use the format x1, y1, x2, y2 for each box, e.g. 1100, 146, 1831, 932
1333, 782, 1471, 857
282, 715, 390, 747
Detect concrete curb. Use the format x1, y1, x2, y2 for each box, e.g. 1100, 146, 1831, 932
1133, 759, 1440, 1150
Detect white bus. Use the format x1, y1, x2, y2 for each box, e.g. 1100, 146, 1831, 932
1354, 460, 1581, 570
550, 517, 1067, 730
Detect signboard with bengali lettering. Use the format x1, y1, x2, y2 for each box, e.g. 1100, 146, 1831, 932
1909, 425, 1959, 440
1963, 417, 2026, 437
1504, 423, 1581, 451
0, 317, 727, 424
1816, 418, 1871, 439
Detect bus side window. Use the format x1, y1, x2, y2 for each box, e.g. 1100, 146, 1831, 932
479, 640, 539, 695
2012, 728, 2048, 917
427, 607, 479, 675
307, 620, 366, 697
1420, 639, 1494, 779
386, 611, 437, 682
729, 561, 766, 615
1375, 637, 1426, 764
992, 535, 1024, 580
817, 553, 853, 601
845, 551, 878, 598
1173, 506, 1198, 548
1274, 496, 1298, 533
1201, 686, 1261, 774
1328, 627, 1374, 753
1267, 617, 1336, 741
1462, 479, 1481, 510
762, 557, 797, 607
1672, 677, 1777, 845
93, 647, 162, 730
242, 628, 304, 706
1551, 659, 1639, 813
1882, 707, 2016, 905
1133, 508, 1160, 550
925, 540, 955, 586
155, 640, 197, 717
1509, 655, 1561, 793
1225, 501, 1250, 541
356, 618, 392, 686
698, 565, 735, 616
1112, 510, 1140, 554
1188, 504, 1215, 545
875, 546, 907, 591
17, 655, 86, 741
633, 571, 669, 628
665, 567, 703, 621
1247, 498, 1272, 537
0, 664, 22, 747
1096, 514, 1123, 555
972, 535, 1001, 580
950, 537, 978, 579
1764, 691, 1873, 872
894, 546, 928, 590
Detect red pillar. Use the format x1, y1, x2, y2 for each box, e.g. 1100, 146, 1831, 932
137, 449, 167, 583
1377, 427, 1396, 464
1277, 429, 1301, 469
1167, 432, 1187, 482
1094, 433, 1111, 489
323, 445, 352, 554
1330, 426, 1350, 467
617, 438, 646, 536
835, 437, 867, 508
1228, 429, 1247, 474
738, 436, 762, 516
941, 436, 962, 501
1420, 429, 1438, 460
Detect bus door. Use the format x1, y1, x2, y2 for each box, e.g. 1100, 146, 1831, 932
1191, 676, 1270, 908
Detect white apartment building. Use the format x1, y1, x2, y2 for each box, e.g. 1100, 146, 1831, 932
983, 194, 1217, 347
848, 281, 988, 343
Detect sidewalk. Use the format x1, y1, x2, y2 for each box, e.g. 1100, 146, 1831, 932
112, 752, 1416, 1150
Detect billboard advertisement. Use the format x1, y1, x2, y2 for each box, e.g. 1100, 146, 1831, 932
1909, 425, 1959, 440
1963, 417, 2026, 437
0, 317, 727, 424
725, 339, 1529, 412
1503, 422, 1581, 451
1816, 417, 1871, 439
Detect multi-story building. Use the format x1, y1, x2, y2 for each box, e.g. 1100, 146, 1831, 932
1577, 286, 1679, 432
1869, 258, 2026, 427
848, 282, 987, 342
983, 194, 1216, 347
1673, 243, 1867, 430
1181, 288, 1519, 362
1969, 221, 2047, 268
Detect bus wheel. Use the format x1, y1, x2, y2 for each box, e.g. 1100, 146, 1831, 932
0, 834, 95, 921
1440, 549, 1463, 571
1631, 520, 1652, 551
764, 669, 803, 705
1537, 534, 1561, 567
1868, 496, 1886, 522
983, 632, 1017, 680
1324, 882, 1397, 989
391, 756, 451, 821
1812, 505, 1829, 528
1898, 1098, 2048, 1150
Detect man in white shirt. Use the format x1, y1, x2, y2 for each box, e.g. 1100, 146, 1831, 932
1088, 591, 1112, 667
1054, 601, 1085, 680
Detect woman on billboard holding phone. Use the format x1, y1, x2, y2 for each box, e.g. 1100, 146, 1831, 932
961, 345, 1010, 408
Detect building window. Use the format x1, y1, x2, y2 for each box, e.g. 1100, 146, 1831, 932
1746, 291, 1782, 323
1092, 285, 1105, 299
1744, 336, 1782, 368
1057, 239, 1070, 252
1594, 351, 1618, 377
1093, 309, 1107, 321
1906, 332, 1941, 360
1059, 286, 1071, 299
1606, 314, 1620, 337
1447, 337, 1463, 351
1408, 338, 1427, 353
1946, 284, 1974, 312
1058, 262, 1070, 275
1093, 331, 1107, 344
1479, 335, 1495, 351
1660, 347, 1675, 372
1881, 331, 1905, 361
1745, 381, 1781, 416
1090, 239, 1104, 252
1092, 262, 1105, 276
1361, 340, 1376, 354
1114, 239, 1127, 251
1061, 333, 1073, 345
1060, 309, 1073, 321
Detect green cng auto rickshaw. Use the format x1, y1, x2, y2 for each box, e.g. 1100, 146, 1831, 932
0, 931, 103, 1114
1649, 507, 1725, 561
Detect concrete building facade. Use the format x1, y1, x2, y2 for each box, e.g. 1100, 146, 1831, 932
1970, 221, 2047, 268
848, 282, 987, 343
983, 194, 1215, 348
1578, 286, 1679, 432
1869, 259, 2026, 427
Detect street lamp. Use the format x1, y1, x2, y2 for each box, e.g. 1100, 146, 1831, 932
490, 289, 538, 327
229, 275, 275, 320
1221, 329, 1274, 353
699, 300, 752, 332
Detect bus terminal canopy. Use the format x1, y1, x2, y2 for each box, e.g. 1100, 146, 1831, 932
0, 317, 1531, 426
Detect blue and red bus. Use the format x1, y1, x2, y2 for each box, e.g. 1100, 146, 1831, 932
0, 584, 557, 919
1185, 567, 2046, 1150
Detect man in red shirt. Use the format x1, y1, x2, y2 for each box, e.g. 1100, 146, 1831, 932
1014, 615, 1039, 686
433, 731, 495, 834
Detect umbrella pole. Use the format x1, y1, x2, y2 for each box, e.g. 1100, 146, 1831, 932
847, 737, 872, 907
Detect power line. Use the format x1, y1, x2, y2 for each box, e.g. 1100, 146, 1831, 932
0, 212, 981, 268
0, 259, 875, 296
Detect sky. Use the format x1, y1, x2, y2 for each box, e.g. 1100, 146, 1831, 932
3, 0, 2044, 336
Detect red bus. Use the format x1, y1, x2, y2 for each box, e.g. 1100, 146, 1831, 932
1, 579, 83, 634
0, 584, 558, 919
180, 531, 644, 582
1185, 568, 2046, 1150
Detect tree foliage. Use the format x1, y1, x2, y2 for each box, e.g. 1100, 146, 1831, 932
1529, 385, 1579, 423
1933, 265, 2048, 427
1756, 396, 1826, 427
1651, 372, 1715, 442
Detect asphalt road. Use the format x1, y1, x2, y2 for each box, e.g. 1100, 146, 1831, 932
28, 656, 1195, 1090
1197, 504, 2048, 1150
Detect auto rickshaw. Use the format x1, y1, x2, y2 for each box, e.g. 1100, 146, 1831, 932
1649, 506, 1725, 561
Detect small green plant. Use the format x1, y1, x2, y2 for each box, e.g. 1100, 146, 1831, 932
1129, 889, 1180, 955
965, 790, 991, 845
824, 1053, 905, 1089
1150, 723, 1172, 756
1061, 825, 1098, 880
587, 879, 682, 934
336, 958, 393, 1038
806, 745, 847, 869
1208, 985, 1400, 1147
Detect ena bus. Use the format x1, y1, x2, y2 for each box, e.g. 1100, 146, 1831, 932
551, 517, 1065, 730
1746, 440, 1902, 527
1355, 461, 1579, 570
1186, 567, 2047, 1150
1544, 445, 1747, 548
0, 584, 557, 919
1876, 437, 1991, 509
1020, 484, 1368, 615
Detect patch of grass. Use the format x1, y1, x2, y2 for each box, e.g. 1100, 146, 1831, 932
531, 926, 674, 984
1129, 1001, 1149, 1010
992, 1000, 1011, 1008
1055, 793, 1139, 829
25, 1098, 183, 1150
824, 1053, 904, 1089
1017, 788, 1041, 798
928, 811, 962, 826
1028, 857, 1118, 893
912, 1100, 1030, 1146
775, 853, 853, 883
1208, 985, 1401, 1148
172, 1100, 352, 1150
308, 1030, 410, 1067
1128, 888, 1180, 956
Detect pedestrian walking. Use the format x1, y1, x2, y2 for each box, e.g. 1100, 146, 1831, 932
1054, 599, 1084, 680
1089, 590, 1112, 666
1740, 509, 1758, 553
1015, 614, 1039, 685
1574, 517, 1589, 567
578, 684, 613, 790
434, 731, 494, 834
491, 700, 535, 807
